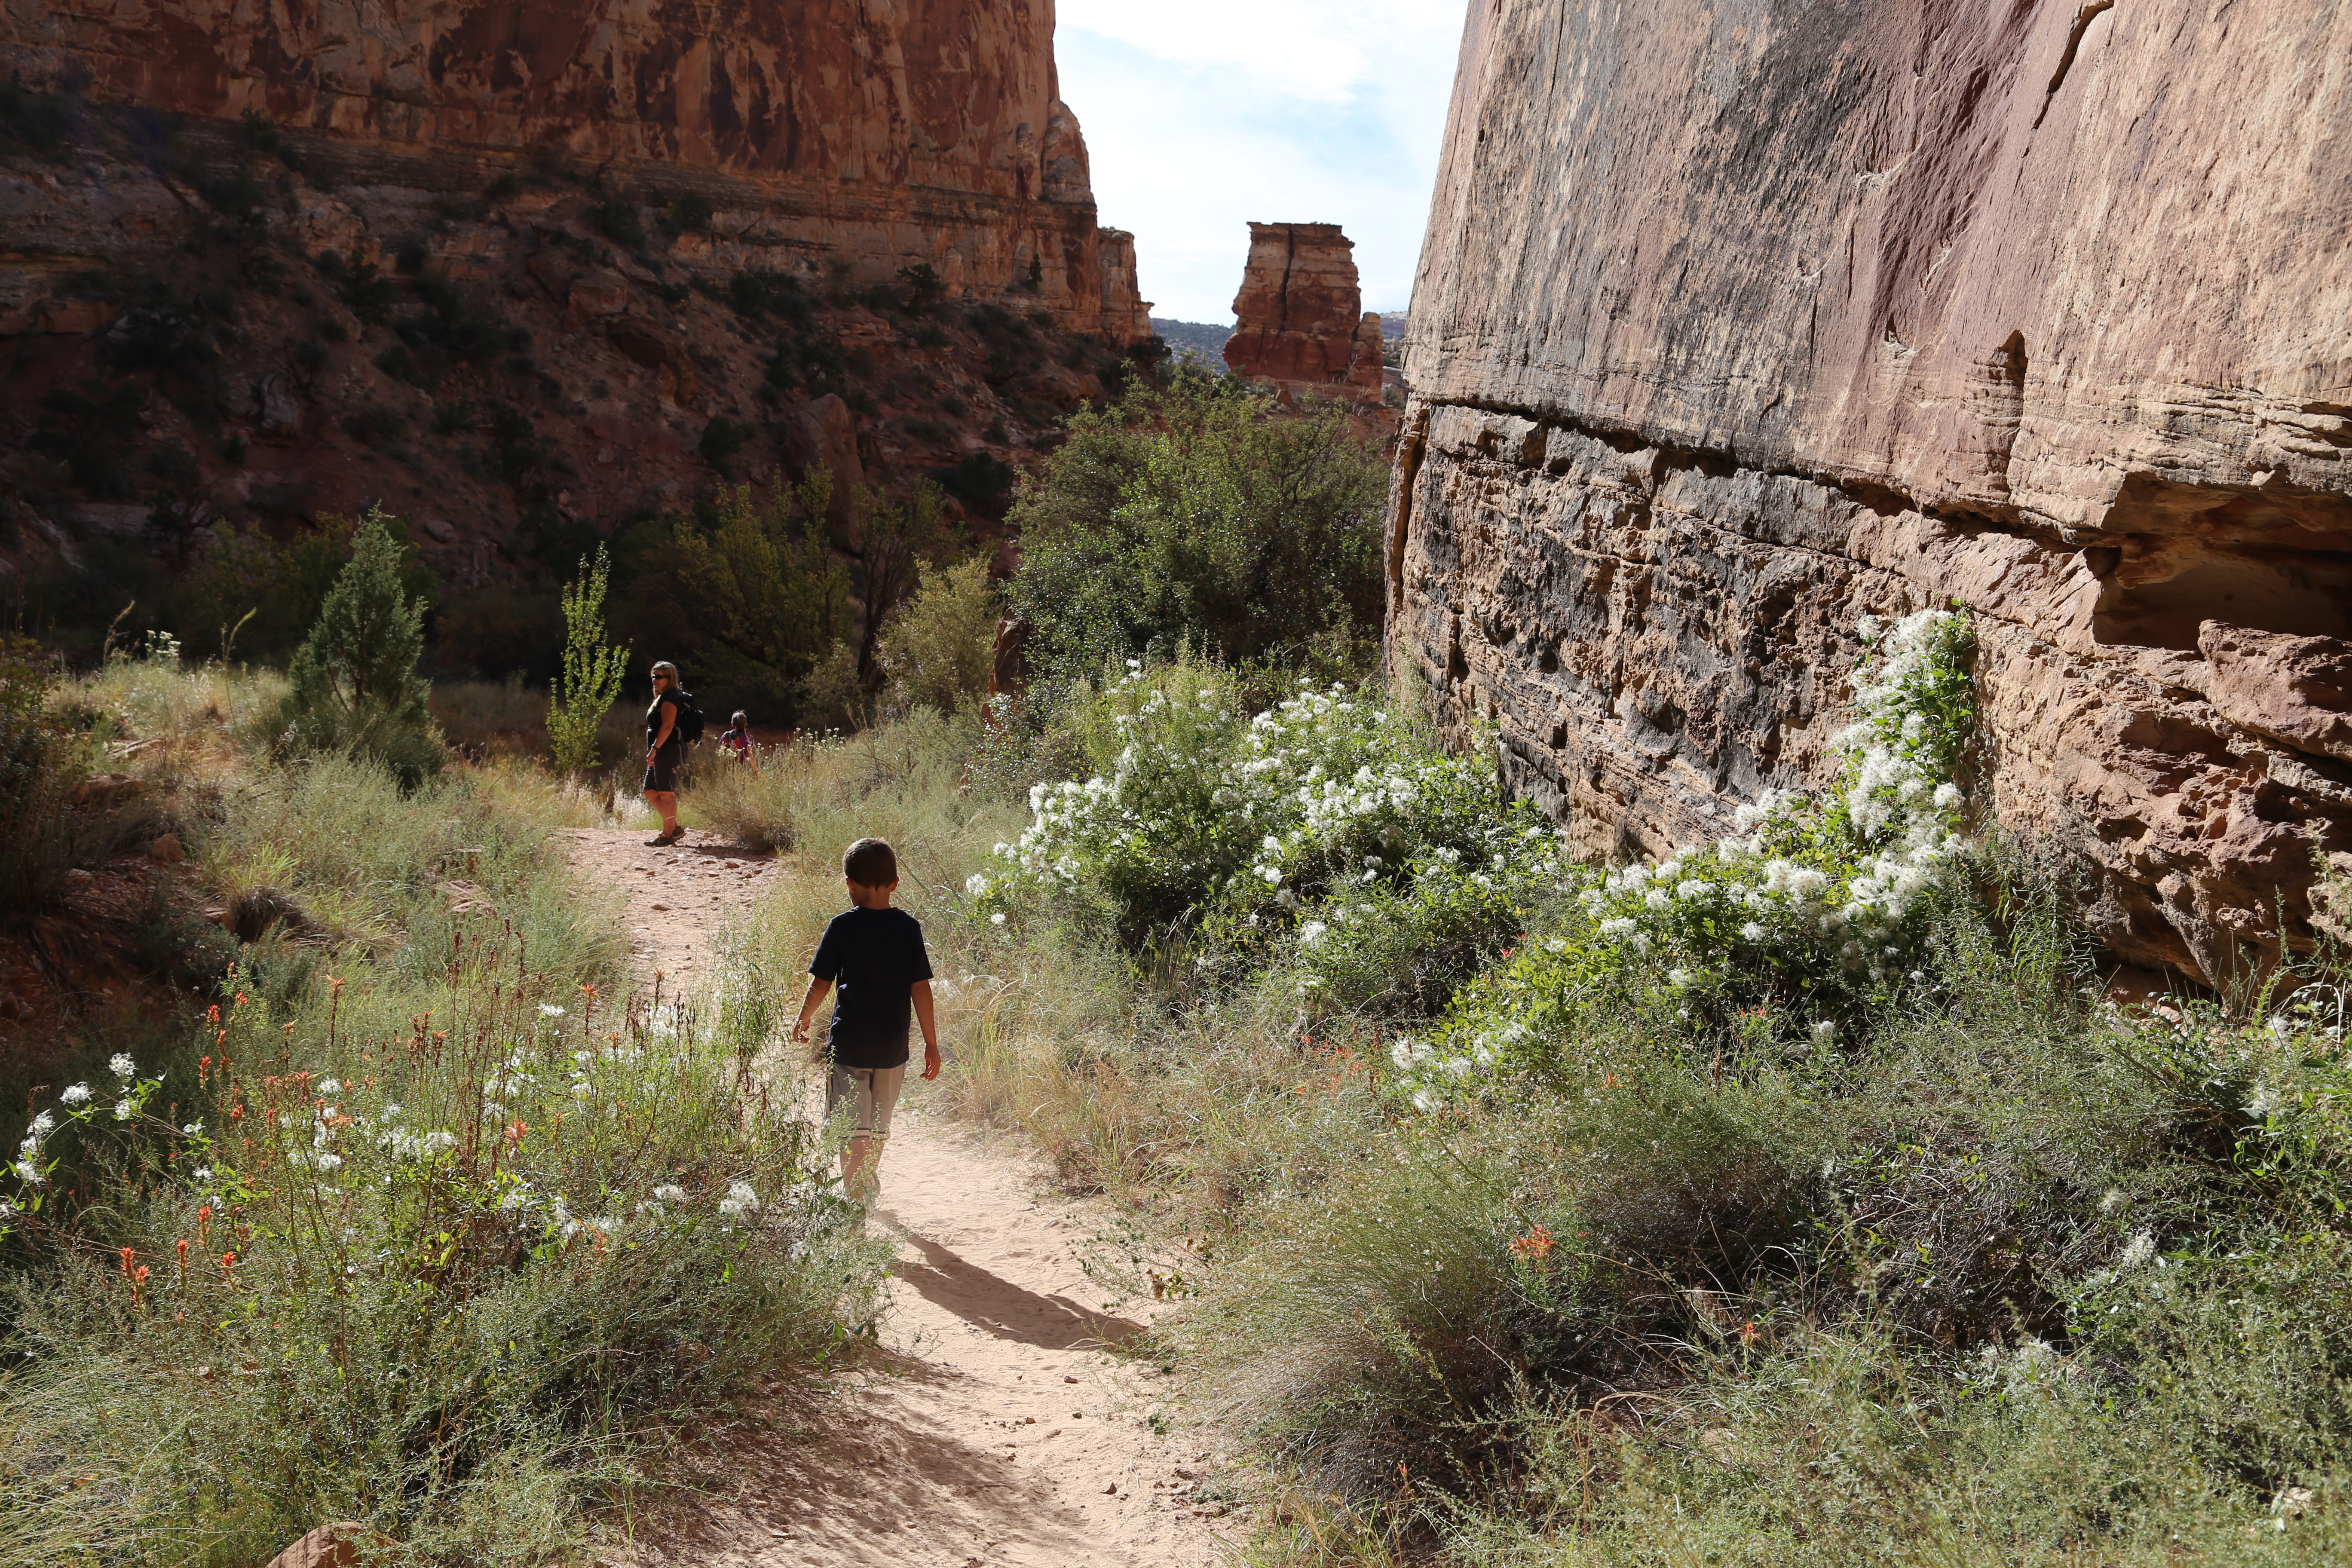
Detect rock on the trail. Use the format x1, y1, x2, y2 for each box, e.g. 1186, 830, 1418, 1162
261, 1522, 393, 1568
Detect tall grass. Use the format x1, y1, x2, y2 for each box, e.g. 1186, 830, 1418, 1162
0, 672, 893, 1566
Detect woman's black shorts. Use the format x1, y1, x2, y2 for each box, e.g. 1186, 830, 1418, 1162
643, 744, 680, 792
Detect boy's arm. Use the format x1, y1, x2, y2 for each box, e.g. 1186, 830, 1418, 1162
791, 977, 832, 1042
911, 980, 940, 1081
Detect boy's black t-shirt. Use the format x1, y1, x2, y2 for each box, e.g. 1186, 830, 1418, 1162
809, 906, 934, 1069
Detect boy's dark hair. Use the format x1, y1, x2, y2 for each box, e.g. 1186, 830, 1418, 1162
844, 837, 897, 888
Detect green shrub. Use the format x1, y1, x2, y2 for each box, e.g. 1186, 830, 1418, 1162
318, 252, 399, 325
666, 192, 712, 234
897, 262, 946, 313
698, 413, 752, 466
729, 268, 809, 324
1006, 366, 1386, 680
271, 509, 441, 787
583, 196, 644, 247
875, 555, 995, 718
1391, 609, 1975, 1105
970, 660, 1544, 965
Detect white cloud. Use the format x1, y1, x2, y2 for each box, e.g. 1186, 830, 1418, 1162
1057, 3, 1464, 323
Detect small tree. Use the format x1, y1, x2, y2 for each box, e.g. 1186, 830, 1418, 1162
1007, 366, 1386, 682
548, 546, 628, 774
273, 507, 441, 787
875, 556, 996, 716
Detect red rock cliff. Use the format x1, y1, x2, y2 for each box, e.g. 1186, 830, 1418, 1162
1223, 222, 1386, 407
0, 0, 1149, 335
1393, 0, 2352, 986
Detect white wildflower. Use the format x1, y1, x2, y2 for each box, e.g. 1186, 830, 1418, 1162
539, 1004, 567, 1019
108, 1054, 137, 1078
59, 1084, 92, 1108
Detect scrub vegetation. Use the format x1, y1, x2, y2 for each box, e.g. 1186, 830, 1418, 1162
9, 374, 2348, 1568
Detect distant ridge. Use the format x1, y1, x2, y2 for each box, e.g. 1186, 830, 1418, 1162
1151, 317, 1234, 366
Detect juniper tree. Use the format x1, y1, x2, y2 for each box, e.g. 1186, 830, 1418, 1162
273, 507, 440, 787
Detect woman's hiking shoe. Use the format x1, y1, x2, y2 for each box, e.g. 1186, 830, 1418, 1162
644, 827, 683, 847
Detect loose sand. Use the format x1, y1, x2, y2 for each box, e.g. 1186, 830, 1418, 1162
562, 830, 1231, 1568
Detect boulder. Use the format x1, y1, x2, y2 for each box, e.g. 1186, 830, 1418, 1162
148, 834, 186, 864
71, 773, 145, 808
261, 1522, 394, 1568
257, 375, 302, 441
779, 393, 867, 551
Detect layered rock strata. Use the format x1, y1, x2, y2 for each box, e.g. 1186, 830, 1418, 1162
1223, 222, 1390, 427
1393, 0, 2352, 985
0, 0, 1149, 337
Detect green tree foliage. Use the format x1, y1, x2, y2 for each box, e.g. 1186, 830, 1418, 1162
272, 507, 442, 787
626, 476, 849, 717
876, 556, 997, 717
1007, 366, 1387, 681
854, 481, 957, 681
547, 546, 628, 773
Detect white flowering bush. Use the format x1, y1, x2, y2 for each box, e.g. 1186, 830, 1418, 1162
967, 661, 1550, 1006
1394, 609, 1976, 1102
0, 940, 886, 1559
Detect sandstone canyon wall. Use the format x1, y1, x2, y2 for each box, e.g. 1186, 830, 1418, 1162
1393, 0, 2352, 985
1223, 222, 1390, 427
0, 0, 1150, 336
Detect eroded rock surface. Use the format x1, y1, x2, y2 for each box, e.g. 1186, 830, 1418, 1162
1224, 222, 1391, 433
0, 0, 1148, 336
1393, 0, 2352, 984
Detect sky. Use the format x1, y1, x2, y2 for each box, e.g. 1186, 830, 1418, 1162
1054, 1, 1467, 324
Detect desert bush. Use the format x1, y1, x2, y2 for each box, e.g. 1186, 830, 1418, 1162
1007, 366, 1387, 680
0, 735, 889, 1565
875, 555, 996, 718
1390, 608, 1975, 1105
969, 658, 1545, 974
271, 508, 443, 788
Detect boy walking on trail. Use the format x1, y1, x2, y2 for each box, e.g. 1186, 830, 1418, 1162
792, 837, 939, 1199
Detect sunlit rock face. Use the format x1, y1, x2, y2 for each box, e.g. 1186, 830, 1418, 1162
1224, 222, 1392, 434
0, 0, 1149, 334
1392, 0, 2352, 985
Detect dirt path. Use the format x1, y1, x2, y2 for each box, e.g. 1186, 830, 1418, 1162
561, 830, 1231, 1568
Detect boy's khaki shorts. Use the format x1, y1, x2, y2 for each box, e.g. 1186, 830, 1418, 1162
826, 1063, 906, 1140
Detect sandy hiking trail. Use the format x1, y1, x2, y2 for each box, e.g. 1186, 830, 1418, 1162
561, 830, 1231, 1568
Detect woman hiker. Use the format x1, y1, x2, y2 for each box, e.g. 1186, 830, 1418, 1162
643, 660, 688, 847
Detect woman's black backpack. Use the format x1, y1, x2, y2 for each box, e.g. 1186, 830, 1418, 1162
672, 690, 707, 745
